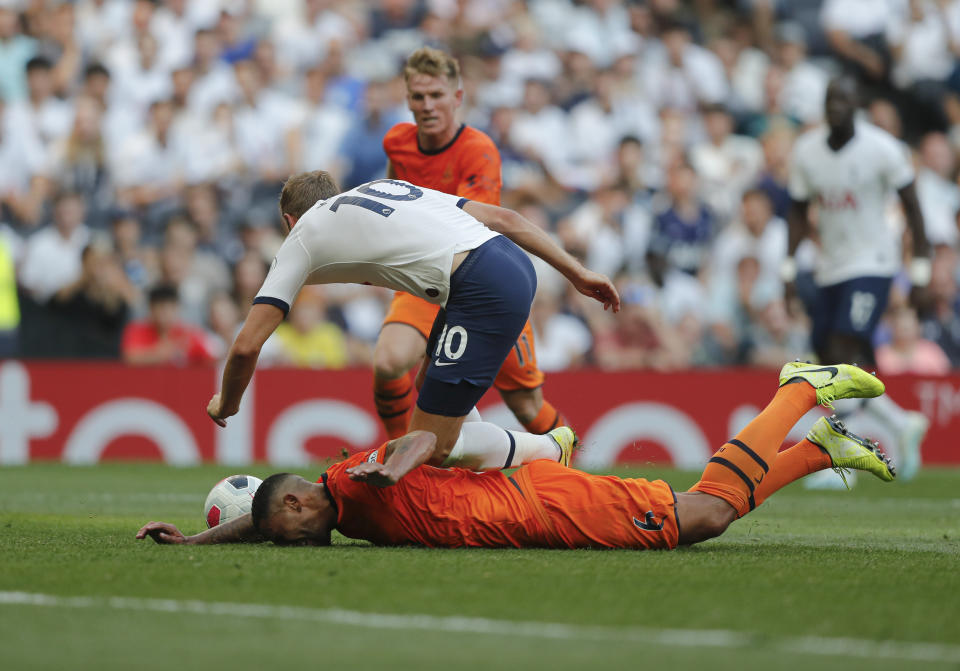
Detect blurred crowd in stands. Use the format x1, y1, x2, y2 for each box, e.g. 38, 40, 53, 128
1, 0, 960, 374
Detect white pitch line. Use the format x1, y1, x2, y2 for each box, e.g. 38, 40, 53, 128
1, 591, 959, 664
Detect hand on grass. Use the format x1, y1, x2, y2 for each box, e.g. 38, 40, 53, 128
136, 522, 189, 544
345, 462, 398, 487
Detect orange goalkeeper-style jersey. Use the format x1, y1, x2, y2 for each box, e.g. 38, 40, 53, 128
320, 447, 681, 550
383, 123, 501, 206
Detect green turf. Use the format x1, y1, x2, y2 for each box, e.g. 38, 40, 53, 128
1, 463, 959, 670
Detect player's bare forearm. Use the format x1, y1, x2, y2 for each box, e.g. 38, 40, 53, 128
209, 303, 285, 425
463, 201, 620, 311
136, 513, 265, 545
898, 182, 930, 258
464, 202, 576, 275
217, 345, 260, 416
346, 431, 437, 486
191, 514, 264, 544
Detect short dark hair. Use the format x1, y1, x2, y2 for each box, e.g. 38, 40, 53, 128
84, 62, 110, 80
659, 17, 691, 36
53, 190, 83, 206
278, 171, 340, 220
701, 102, 729, 117
147, 284, 179, 305
742, 187, 771, 205
251, 473, 296, 533
26, 56, 52, 73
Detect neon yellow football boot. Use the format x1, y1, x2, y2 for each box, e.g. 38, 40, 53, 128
806, 414, 896, 485
548, 426, 579, 467
778, 361, 885, 409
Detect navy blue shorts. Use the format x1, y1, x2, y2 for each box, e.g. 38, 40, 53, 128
810, 276, 893, 353
417, 236, 537, 417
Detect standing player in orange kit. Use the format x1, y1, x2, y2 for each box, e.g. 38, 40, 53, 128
373, 47, 567, 440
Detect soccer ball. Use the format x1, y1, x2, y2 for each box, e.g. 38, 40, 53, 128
203, 475, 263, 528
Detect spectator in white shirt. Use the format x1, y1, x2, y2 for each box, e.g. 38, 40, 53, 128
887, 0, 954, 135
821, 0, 893, 83
499, 17, 561, 88
109, 32, 174, 121
562, 0, 637, 69
271, 0, 358, 74
690, 103, 764, 225
509, 79, 569, 172
530, 288, 593, 371
19, 191, 91, 300
189, 28, 239, 120
48, 95, 114, 228
0, 5, 37, 102
775, 22, 828, 126
711, 188, 788, 283
0, 98, 51, 230
292, 65, 351, 173
231, 59, 301, 189
641, 19, 728, 116
80, 62, 139, 152
563, 69, 659, 191
111, 99, 184, 216
7, 56, 73, 153
915, 132, 960, 246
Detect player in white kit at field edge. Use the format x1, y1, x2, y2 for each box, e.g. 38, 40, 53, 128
786, 77, 930, 482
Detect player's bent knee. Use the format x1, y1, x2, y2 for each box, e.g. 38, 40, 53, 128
373, 342, 421, 379
499, 388, 541, 424
676, 492, 736, 545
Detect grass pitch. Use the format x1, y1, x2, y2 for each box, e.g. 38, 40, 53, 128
1, 463, 959, 671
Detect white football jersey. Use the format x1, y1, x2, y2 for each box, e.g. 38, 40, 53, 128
789, 121, 914, 286
255, 179, 499, 312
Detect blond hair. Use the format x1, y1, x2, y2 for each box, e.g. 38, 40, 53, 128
278, 171, 340, 220
403, 47, 460, 86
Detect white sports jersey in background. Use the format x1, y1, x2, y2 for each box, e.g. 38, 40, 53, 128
256, 179, 499, 312
789, 121, 914, 286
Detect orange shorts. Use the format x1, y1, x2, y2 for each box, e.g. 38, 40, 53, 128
383, 291, 545, 392
511, 460, 680, 550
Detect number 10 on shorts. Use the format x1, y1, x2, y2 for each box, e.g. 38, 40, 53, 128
435, 324, 469, 360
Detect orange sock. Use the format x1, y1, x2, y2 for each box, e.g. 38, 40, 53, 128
690, 382, 817, 517
522, 400, 567, 435
374, 374, 415, 439
752, 438, 832, 508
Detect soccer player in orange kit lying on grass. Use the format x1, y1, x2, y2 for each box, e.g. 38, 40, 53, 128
138, 363, 895, 550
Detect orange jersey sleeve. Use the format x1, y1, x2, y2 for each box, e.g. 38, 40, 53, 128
383, 123, 502, 205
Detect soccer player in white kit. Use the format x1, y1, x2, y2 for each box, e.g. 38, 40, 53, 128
204, 171, 620, 470
786, 77, 930, 481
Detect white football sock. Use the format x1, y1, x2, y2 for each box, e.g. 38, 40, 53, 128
464, 406, 482, 423
862, 394, 910, 433
441, 421, 560, 470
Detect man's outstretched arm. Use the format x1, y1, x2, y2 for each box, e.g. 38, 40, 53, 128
462, 201, 620, 313
136, 513, 265, 545
207, 303, 285, 426
345, 431, 437, 487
